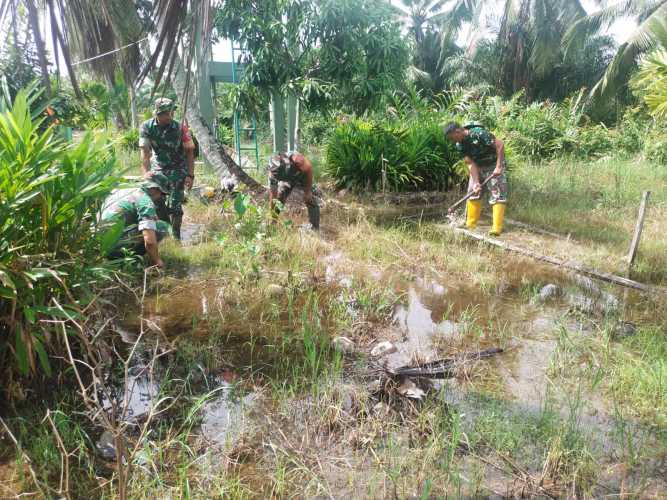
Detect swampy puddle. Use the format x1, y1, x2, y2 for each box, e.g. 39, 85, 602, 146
102, 224, 665, 496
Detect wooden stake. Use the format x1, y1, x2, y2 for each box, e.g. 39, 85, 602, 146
626, 191, 650, 268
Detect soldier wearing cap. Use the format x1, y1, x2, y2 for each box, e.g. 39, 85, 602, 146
139, 97, 196, 240
267, 151, 320, 230
100, 172, 172, 268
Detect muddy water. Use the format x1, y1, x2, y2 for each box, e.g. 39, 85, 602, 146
109, 222, 663, 496
200, 380, 255, 446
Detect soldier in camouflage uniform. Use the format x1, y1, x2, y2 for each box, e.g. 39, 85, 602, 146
444, 122, 508, 236
268, 151, 321, 230
100, 172, 172, 268
139, 98, 196, 240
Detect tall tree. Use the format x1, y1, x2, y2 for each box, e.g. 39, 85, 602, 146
564, 0, 667, 99
217, 0, 409, 113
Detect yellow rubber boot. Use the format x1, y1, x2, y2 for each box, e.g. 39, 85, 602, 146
466, 200, 482, 230
490, 203, 506, 236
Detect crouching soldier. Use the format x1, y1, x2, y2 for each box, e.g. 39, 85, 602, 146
268, 151, 321, 230
444, 122, 508, 236
100, 172, 171, 268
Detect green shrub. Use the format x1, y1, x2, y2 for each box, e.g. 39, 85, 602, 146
0, 89, 120, 377
325, 116, 460, 191
118, 127, 139, 150
301, 113, 336, 146
643, 133, 667, 164
216, 122, 234, 146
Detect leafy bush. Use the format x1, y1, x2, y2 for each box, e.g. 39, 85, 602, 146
118, 127, 139, 150
300, 112, 337, 146
0, 90, 120, 376
464, 91, 620, 161
643, 132, 667, 164
217, 122, 234, 146
325, 116, 460, 191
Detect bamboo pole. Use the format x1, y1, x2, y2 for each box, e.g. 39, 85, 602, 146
445, 226, 663, 294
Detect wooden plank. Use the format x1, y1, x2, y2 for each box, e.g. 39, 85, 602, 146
444, 226, 663, 294
626, 191, 651, 266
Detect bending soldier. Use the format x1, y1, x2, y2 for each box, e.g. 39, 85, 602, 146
268, 151, 321, 230
100, 172, 172, 268
139, 98, 196, 240
444, 122, 508, 236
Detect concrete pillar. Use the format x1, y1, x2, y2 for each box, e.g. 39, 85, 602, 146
270, 90, 286, 153
287, 93, 298, 151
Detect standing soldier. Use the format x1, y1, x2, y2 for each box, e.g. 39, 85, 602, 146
100, 172, 172, 268
139, 98, 196, 240
444, 122, 508, 236
267, 151, 320, 230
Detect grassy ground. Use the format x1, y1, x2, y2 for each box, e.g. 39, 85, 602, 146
510, 156, 667, 285
1, 150, 665, 498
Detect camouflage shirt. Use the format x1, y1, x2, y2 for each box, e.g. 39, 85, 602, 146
268, 152, 305, 187
456, 126, 498, 167
139, 118, 192, 171
100, 187, 159, 233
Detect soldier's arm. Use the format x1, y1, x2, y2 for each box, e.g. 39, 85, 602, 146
141, 147, 152, 175
182, 125, 196, 188
137, 200, 164, 267
142, 229, 164, 268
466, 156, 482, 193
293, 154, 314, 202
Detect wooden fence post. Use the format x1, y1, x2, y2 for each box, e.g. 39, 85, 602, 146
626, 191, 650, 268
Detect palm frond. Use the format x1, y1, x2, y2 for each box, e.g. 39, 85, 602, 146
591, 2, 667, 97
563, 0, 663, 57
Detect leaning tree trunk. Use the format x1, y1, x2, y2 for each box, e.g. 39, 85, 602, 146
173, 64, 264, 192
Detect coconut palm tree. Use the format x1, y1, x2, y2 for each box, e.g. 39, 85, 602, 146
633, 49, 667, 118
393, 0, 479, 94
564, 0, 667, 98
394, 0, 450, 43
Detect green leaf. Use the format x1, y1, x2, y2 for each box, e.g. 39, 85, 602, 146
15, 328, 29, 376
31, 305, 83, 320
98, 218, 124, 254
34, 337, 52, 377
24, 307, 36, 324
0, 270, 16, 291
234, 193, 249, 218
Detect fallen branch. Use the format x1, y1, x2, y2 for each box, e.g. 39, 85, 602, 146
446, 226, 664, 294
388, 348, 504, 379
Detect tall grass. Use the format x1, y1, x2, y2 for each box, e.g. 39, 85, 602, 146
0, 89, 120, 377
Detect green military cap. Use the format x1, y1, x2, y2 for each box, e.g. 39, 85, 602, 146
154, 97, 177, 115
142, 171, 170, 194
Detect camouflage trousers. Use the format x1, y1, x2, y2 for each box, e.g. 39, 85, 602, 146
153, 167, 186, 219
467, 163, 508, 204
269, 176, 322, 229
